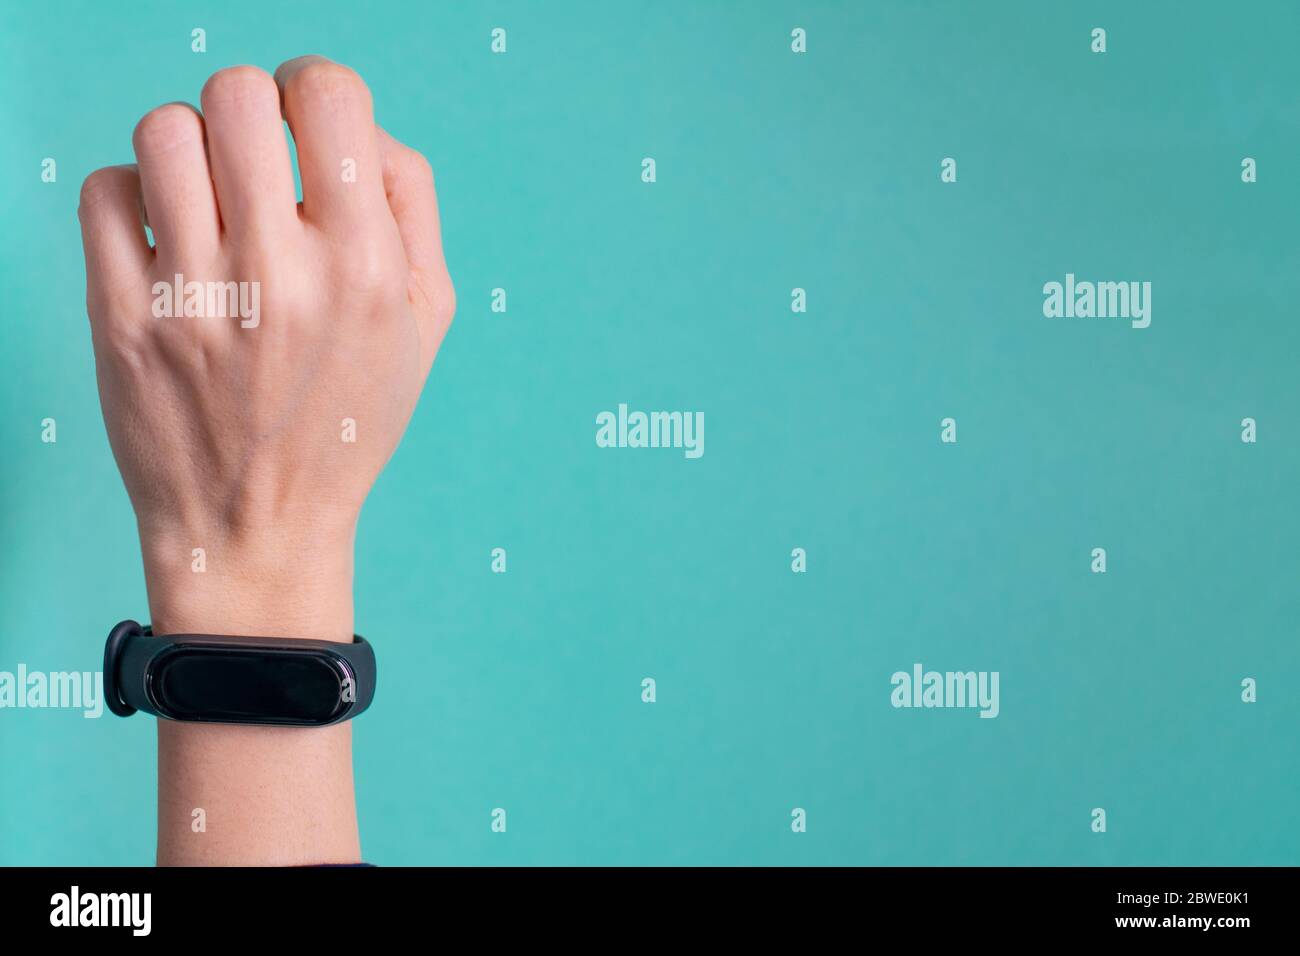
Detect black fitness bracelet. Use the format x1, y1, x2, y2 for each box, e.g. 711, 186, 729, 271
103, 620, 376, 726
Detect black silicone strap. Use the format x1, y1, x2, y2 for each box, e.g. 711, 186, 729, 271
104, 619, 376, 725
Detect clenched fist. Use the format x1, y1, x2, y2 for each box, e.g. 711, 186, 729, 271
79, 55, 453, 642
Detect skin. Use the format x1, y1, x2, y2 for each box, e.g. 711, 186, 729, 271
77, 55, 454, 865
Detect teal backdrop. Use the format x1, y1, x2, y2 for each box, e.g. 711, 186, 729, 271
1, 1, 1297, 865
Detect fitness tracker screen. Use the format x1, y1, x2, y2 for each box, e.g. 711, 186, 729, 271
148, 645, 353, 725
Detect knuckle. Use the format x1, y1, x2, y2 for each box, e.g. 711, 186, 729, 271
133, 103, 202, 156
79, 167, 131, 211
350, 246, 394, 294
288, 61, 370, 109
437, 276, 456, 324
201, 65, 277, 109
403, 147, 434, 183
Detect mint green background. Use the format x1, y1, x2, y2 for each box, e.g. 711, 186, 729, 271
2, 0, 1297, 866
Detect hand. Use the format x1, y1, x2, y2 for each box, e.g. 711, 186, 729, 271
79, 55, 454, 639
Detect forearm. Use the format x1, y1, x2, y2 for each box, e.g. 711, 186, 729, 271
145, 526, 361, 866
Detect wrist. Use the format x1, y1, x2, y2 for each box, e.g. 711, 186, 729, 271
138, 518, 357, 643
137, 517, 364, 865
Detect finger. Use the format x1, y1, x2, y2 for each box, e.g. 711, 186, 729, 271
273, 56, 387, 231
200, 66, 299, 239
376, 127, 446, 281
131, 103, 220, 262
78, 164, 152, 299
377, 128, 455, 367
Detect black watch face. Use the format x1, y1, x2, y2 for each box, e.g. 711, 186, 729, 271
147, 644, 354, 725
